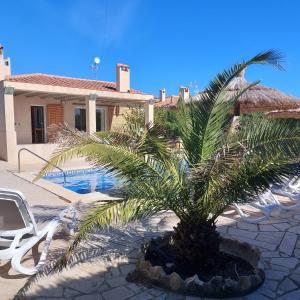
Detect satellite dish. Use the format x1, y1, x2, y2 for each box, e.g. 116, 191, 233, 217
94, 57, 100, 65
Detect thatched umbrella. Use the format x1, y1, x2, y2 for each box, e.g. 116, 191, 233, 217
193, 70, 300, 116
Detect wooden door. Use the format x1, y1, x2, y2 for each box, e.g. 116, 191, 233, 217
31, 106, 45, 143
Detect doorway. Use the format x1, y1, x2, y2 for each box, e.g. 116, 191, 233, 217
31, 106, 45, 143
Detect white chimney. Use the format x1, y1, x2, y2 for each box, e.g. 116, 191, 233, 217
0, 45, 11, 80
116, 64, 130, 92
159, 88, 166, 102
179, 86, 189, 101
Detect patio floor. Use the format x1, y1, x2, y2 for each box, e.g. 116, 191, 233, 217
1, 161, 300, 300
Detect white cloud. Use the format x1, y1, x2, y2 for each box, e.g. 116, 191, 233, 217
68, 0, 140, 47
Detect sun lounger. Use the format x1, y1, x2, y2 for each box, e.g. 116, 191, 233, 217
233, 192, 281, 223
269, 186, 300, 210
0, 188, 76, 275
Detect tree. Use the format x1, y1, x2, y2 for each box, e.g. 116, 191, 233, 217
123, 106, 181, 139
38, 50, 300, 273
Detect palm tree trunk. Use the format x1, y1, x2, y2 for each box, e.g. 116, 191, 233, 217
172, 219, 221, 274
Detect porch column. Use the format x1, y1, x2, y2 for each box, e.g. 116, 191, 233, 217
0, 85, 17, 163
63, 100, 75, 128
86, 94, 97, 134
144, 99, 154, 126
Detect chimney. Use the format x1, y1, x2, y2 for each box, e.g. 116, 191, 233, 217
116, 64, 130, 92
0, 45, 11, 81
159, 88, 166, 102
179, 86, 189, 101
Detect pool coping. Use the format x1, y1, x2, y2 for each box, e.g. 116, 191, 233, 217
14, 168, 123, 203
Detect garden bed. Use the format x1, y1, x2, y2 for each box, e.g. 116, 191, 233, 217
127, 233, 265, 298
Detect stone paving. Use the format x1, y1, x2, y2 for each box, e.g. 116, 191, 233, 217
13, 200, 300, 300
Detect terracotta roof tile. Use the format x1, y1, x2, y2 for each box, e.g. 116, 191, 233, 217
155, 96, 179, 108
6, 73, 145, 94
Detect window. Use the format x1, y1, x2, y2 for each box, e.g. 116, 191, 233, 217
75, 108, 86, 131
96, 108, 106, 131
74, 107, 106, 132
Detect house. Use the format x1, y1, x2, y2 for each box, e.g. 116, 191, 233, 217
155, 87, 189, 110
0, 45, 154, 164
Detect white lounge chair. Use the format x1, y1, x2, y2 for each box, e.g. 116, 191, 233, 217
269, 186, 300, 210
273, 176, 300, 194
233, 192, 281, 223
0, 188, 76, 275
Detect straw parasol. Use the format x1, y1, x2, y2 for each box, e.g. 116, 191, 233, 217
193, 70, 300, 116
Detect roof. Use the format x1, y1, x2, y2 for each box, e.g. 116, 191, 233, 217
155, 96, 180, 108
5, 73, 145, 95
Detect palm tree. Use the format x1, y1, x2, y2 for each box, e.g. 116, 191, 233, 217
38, 50, 300, 274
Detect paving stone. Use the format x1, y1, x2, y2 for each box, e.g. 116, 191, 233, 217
63, 288, 81, 297
131, 291, 153, 299
99, 283, 111, 292
185, 296, 203, 300
259, 224, 279, 231
279, 232, 297, 255
277, 289, 285, 295
216, 226, 228, 234
102, 286, 134, 300
75, 294, 103, 300
263, 279, 279, 291
271, 264, 290, 272
273, 222, 290, 231
34, 286, 64, 297
234, 236, 277, 251
127, 283, 143, 293
106, 276, 127, 288
277, 289, 300, 300
154, 294, 167, 300
290, 274, 300, 285
265, 270, 289, 280
244, 292, 269, 300
257, 286, 277, 298
63, 278, 100, 294
104, 272, 113, 279
166, 292, 185, 299
256, 232, 284, 244
237, 222, 258, 231
110, 267, 121, 276
271, 257, 299, 269
278, 277, 298, 292
228, 227, 258, 239
288, 225, 300, 234
147, 288, 165, 296
294, 249, 300, 259
292, 265, 300, 275
34, 297, 66, 300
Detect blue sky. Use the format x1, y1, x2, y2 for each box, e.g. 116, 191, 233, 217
1, 0, 300, 97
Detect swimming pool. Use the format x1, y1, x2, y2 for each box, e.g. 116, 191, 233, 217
43, 168, 118, 194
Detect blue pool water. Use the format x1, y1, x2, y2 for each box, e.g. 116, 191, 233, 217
43, 168, 118, 194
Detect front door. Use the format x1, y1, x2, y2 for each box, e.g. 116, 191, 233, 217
31, 106, 45, 143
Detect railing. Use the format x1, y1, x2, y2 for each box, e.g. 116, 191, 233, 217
18, 148, 67, 184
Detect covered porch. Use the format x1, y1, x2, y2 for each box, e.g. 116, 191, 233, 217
0, 81, 154, 165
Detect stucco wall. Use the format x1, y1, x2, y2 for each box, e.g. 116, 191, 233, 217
14, 95, 61, 144
110, 106, 129, 131
17, 143, 59, 165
